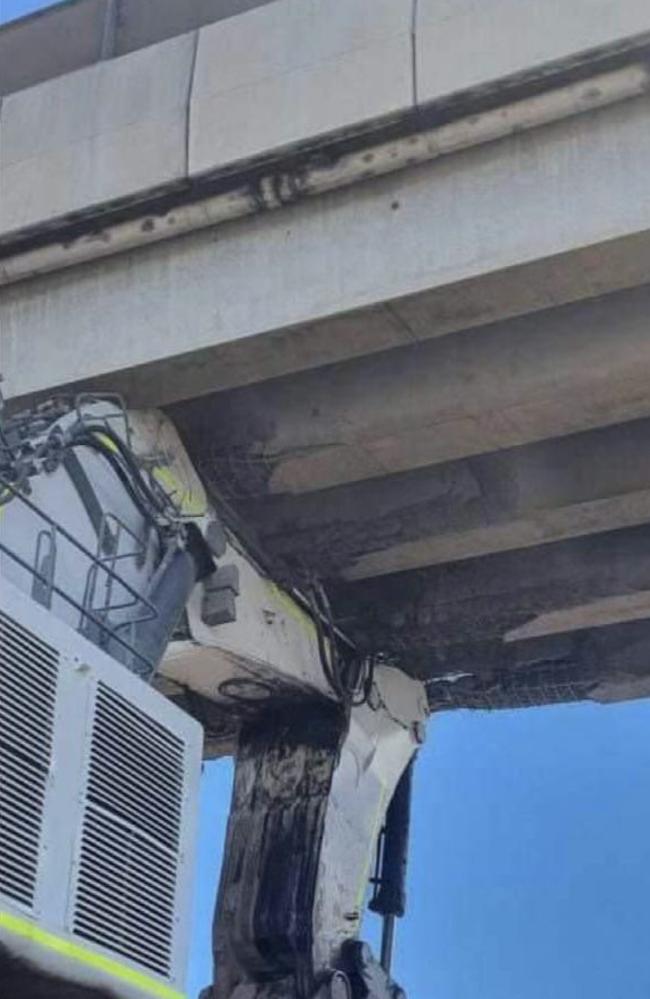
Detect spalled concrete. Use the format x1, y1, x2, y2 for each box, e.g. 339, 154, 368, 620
335, 524, 650, 666
5, 0, 650, 708
235, 418, 650, 581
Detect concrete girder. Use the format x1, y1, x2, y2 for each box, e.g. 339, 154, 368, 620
232, 418, 650, 581
171, 282, 650, 496
330, 525, 650, 671
421, 619, 650, 710
5, 95, 650, 405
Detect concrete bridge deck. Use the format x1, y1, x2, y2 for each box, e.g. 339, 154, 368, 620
3, 0, 650, 710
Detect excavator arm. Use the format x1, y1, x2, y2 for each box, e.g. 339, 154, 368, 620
0, 393, 428, 999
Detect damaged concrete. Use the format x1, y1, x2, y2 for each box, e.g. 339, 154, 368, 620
171, 283, 650, 497
5, 0, 650, 729
334, 524, 650, 655
227, 417, 650, 581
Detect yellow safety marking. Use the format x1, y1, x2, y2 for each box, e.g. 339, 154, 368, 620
152, 466, 206, 518
90, 433, 205, 518
94, 432, 120, 454
264, 580, 318, 639
0, 911, 185, 999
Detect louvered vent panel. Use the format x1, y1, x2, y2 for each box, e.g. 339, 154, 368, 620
73, 684, 185, 976
0, 612, 58, 909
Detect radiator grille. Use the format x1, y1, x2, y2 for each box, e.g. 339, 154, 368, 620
0, 613, 58, 909
73, 684, 185, 976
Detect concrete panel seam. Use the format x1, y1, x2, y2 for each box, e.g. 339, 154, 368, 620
411, 0, 419, 106
100, 0, 118, 60
184, 29, 200, 178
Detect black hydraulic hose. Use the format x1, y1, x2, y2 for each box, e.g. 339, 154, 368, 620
308, 581, 345, 700
73, 426, 168, 515
79, 423, 173, 516
66, 424, 178, 543
69, 437, 162, 535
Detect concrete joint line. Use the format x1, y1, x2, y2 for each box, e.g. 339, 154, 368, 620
410, 0, 419, 107
100, 0, 119, 61
184, 29, 201, 178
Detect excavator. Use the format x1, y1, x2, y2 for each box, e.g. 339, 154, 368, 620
0, 391, 428, 999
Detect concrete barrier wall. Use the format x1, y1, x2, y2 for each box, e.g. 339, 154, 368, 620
1, 0, 649, 239
0, 0, 277, 96
0, 0, 107, 97
0, 33, 195, 233
417, 0, 650, 102
189, 0, 413, 173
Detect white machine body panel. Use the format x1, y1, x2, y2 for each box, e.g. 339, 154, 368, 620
0, 578, 203, 999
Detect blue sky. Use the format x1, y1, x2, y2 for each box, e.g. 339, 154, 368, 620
190, 703, 650, 998
4, 2, 650, 996
0, 0, 56, 21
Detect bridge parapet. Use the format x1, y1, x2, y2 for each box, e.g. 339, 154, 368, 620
0, 0, 277, 97
1, 0, 650, 245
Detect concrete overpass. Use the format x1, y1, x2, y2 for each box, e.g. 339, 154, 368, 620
4, 0, 650, 711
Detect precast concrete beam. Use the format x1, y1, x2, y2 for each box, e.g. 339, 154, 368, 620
332, 525, 650, 668
171, 283, 650, 495
235, 418, 650, 581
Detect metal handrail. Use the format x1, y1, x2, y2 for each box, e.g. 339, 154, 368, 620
0, 478, 158, 674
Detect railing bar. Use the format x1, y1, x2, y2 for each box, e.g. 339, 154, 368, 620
0, 479, 157, 617
0, 541, 154, 672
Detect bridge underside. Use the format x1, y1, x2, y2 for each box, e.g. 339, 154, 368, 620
5, 0, 650, 715
168, 284, 650, 713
